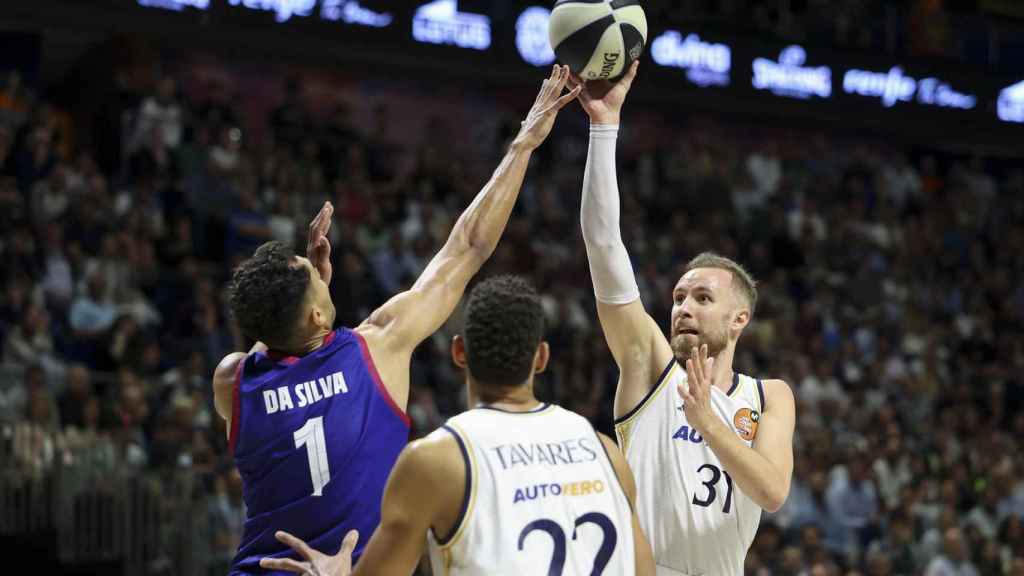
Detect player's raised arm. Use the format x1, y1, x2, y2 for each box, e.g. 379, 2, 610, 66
573, 62, 673, 418
356, 66, 580, 359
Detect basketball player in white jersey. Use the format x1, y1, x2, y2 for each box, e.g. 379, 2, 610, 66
260, 275, 656, 576
571, 61, 796, 576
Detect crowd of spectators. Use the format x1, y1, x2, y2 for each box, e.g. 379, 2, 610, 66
1, 36, 1023, 575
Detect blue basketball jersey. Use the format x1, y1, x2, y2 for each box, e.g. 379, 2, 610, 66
228, 328, 410, 574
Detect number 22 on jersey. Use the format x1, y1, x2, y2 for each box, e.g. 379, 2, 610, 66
518, 512, 617, 576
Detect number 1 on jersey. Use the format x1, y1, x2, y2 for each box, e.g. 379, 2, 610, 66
294, 416, 331, 496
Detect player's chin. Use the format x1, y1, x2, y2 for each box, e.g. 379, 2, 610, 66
671, 333, 699, 355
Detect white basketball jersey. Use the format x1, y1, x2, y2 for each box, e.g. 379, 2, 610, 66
615, 362, 766, 576
427, 403, 635, 576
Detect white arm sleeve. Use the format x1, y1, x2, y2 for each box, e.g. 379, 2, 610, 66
581, 124, 641, 305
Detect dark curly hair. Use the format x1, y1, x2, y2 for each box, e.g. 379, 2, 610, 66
464, 275, 545, 387
227, 241, 310, 347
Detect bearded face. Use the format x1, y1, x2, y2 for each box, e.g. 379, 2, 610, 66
669, 268, 745, 363
670, 315, 730, 361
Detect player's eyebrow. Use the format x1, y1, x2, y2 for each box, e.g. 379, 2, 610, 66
675, 283, 712, 294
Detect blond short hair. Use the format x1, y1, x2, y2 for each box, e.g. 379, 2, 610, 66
683, 252, 758, 316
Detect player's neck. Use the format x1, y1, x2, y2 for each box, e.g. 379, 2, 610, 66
300, 328, 333, 355
469, 380, 541, 412
275, 328, 333, 357
710, 345, 737, 393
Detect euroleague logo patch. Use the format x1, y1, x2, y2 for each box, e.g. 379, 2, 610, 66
734, 408, 760, 441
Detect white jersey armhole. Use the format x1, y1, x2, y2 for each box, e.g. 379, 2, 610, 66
614, 359, 678, 454
432, 423, 478, 549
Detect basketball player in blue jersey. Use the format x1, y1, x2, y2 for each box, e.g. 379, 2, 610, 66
571, 62, 797, 576
259, 275, 657, 576
212, 65, 582, 575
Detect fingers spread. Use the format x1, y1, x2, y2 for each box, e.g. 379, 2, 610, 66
555, 65, 569, 93
276, 530, 315, 561
260, 557, 310, 574
548, 65, 564, 100
623, 60, 639, 86
677, 382, 694, 405
340, 529, 360, 555
555, 85, 583, 109
318, 203, 334, 235
698, 345, 707, 381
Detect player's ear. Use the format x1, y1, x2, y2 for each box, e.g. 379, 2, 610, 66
731, 306, 750, 334
310, 302, 332, 330
533, 341, 550, 375
310, 305, 324, 329
451, 334, 468, 369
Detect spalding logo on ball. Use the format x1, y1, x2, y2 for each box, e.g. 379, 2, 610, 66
548, 0, 648, 80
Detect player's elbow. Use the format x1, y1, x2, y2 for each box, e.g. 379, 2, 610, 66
762, 494, 785, 514
447, 226, 494, 269
759, 483, 789, 513
466, 243, 492, 268
580, 222, 622, 250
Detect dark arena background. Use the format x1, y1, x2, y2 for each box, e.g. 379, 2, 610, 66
1, 0, 1023, 574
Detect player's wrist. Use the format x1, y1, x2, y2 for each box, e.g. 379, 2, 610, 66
589, 123, 619, 136
589, 113, 620, 125
695, 413, 729, 443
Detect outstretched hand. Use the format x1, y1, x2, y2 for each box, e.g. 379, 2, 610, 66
514, 64, 583, 150
307, 201, 334, 285
569, 60, 640, 125
259, 530, 359, 576
678, 344, 718, 435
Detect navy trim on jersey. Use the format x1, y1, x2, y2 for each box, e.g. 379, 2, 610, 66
590, 426, 634, 514
354, 331, 411, 428
474, 402, 550, 414
725, 372, 740, 396
613, 360, 675, 426
435, 425, 472, 547
756, 379, 766, 412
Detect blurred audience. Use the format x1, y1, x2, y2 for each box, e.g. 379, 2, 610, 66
1, 43, 1023, 575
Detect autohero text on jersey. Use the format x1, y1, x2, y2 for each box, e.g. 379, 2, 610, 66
512, 478, 607, 504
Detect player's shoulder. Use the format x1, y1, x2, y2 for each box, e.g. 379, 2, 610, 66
212, 352, 247, 421
419, 426, 463, 448
594, 431, 619, 455
213, 352, 247, 385
759, 378, 794, 412
394, 427, 464, 485
406, 428, 463, 465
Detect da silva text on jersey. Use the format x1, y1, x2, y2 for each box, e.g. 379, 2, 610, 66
262, 370, 349, 414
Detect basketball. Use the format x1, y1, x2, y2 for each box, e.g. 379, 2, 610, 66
548, 0, 648, 80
